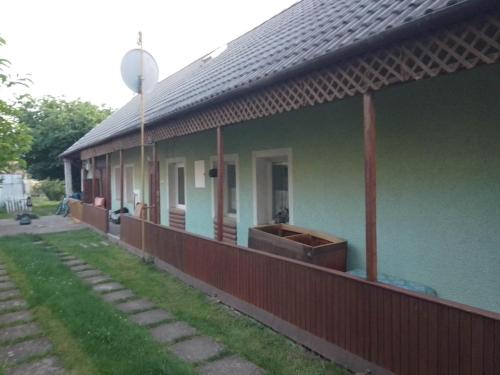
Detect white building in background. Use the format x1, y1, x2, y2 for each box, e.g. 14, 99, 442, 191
0, 174, 36, 212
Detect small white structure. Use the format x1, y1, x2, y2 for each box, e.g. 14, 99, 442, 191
0, 174, 28, 213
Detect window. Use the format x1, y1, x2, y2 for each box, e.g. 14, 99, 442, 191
175, 164, 186, 208
253, 149, 292, 225
211, 155, 238, 218
168, 160, 187, 210
271, 163, 289, 222
125, 165, 134, 204
226, 164, 237, 215
114, 166, 121, 200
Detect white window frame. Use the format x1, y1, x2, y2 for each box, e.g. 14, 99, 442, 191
166, 157, 187, 211
252, 148, 293, 225
210, 154, 239, 222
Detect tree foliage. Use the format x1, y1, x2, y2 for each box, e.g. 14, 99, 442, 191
0, 36, 32, 173
17, 96, 112, 180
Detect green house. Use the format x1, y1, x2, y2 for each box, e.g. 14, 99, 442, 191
62, 1, 500, 373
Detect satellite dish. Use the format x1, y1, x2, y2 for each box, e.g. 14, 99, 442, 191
121, 48, 159, 94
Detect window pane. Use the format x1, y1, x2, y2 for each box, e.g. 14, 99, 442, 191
125, 166, 134, 204
177, 167, 185, 205
226, 164, 236, 214
272, 163, 288, 223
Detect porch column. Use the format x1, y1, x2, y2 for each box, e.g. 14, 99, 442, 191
80, 166, 85, 193
91, 156, 96, 205
363, 93, 377, 282
105, 153, 111, 209
63, 158, 73, 197
216, 126, 225, 242
120, 150, 124, 213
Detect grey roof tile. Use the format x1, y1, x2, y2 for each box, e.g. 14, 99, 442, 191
63, 0, 489, 156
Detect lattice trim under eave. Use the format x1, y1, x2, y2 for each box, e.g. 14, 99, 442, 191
81, 13, 500, 160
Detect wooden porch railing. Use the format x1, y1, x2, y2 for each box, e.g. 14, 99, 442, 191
119, 214, 499, 375
81, 203, 108, 233
67, 198, 83, 221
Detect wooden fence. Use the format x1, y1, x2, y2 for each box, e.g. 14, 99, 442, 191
120, 214, 500, 375
81, 203, 108, 233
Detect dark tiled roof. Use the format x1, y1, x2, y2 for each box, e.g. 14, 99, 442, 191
62, 0, 489, 156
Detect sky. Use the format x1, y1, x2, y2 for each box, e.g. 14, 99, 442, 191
1, 0, 298, 109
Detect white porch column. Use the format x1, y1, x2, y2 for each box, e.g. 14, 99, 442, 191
63, 158, 73, 197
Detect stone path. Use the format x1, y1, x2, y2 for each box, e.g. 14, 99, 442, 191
57, 251, 265, 374
0, 260, 64, 374
0, 216, 86, 237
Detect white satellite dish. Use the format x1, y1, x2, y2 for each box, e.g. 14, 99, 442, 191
120, 48, 159, 94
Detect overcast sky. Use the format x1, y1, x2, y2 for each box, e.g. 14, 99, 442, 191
2, 0, 297, 109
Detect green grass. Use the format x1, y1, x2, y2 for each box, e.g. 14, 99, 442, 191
0, 234, 196, 375
0, 196, 59, 219
43, 229, 347, 375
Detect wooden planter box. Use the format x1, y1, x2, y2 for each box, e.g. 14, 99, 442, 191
248, 224, 347, 271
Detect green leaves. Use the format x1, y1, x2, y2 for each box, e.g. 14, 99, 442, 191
17, 95, 111, 181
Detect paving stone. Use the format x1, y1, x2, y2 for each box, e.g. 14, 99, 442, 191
0, 322, 41, 343
100, 241, 109, 246
116, 299, 155, 314
0, 282, 15, 291
0, 276, 11, 283
90, 243, 99, 247
151, 321, 196, 344
79, 243, 89, 248
92, 282, 124, 293
63, 259, 86, 267
130, 309, 172, 326
70, 264, 93, 272
0, 310, 33, 325
7, 356, 64, 375
0, 270, 7, 276
32, 241, 44, 245
101, 289, 135, 303
170, 336, 224, 363
76, 269, 102, 278
0, 265, 5, 270
60, 256, 77, 261
199, 355, 265, 375
0, 337, 52, 365
83, 275, 112, 285
0, 289, 20, 301
0, 299, 27, 312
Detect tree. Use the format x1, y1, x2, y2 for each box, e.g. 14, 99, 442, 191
16, 96, 112, 182
0, 36, 32, 173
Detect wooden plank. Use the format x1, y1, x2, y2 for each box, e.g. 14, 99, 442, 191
427, 302, 438, 375
408, 297, 419, 375
448, 309, 460, 375
459, 311, 472, 375
494, 320, 500, 375
470, 315, 483, 375
391, 292, 401, 374
437, 306, 450, 375
363, 92, 377, 282
418, 300, 429, 375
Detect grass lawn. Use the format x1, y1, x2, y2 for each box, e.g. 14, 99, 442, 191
0, 230, 347, 374
0, 196, 59, 220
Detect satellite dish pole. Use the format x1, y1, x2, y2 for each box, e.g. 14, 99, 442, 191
120, 32, 159, 260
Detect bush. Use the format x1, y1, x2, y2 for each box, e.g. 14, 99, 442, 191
35, 179, 65, 201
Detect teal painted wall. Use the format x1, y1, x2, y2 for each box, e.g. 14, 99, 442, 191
109, 63, 500, 312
